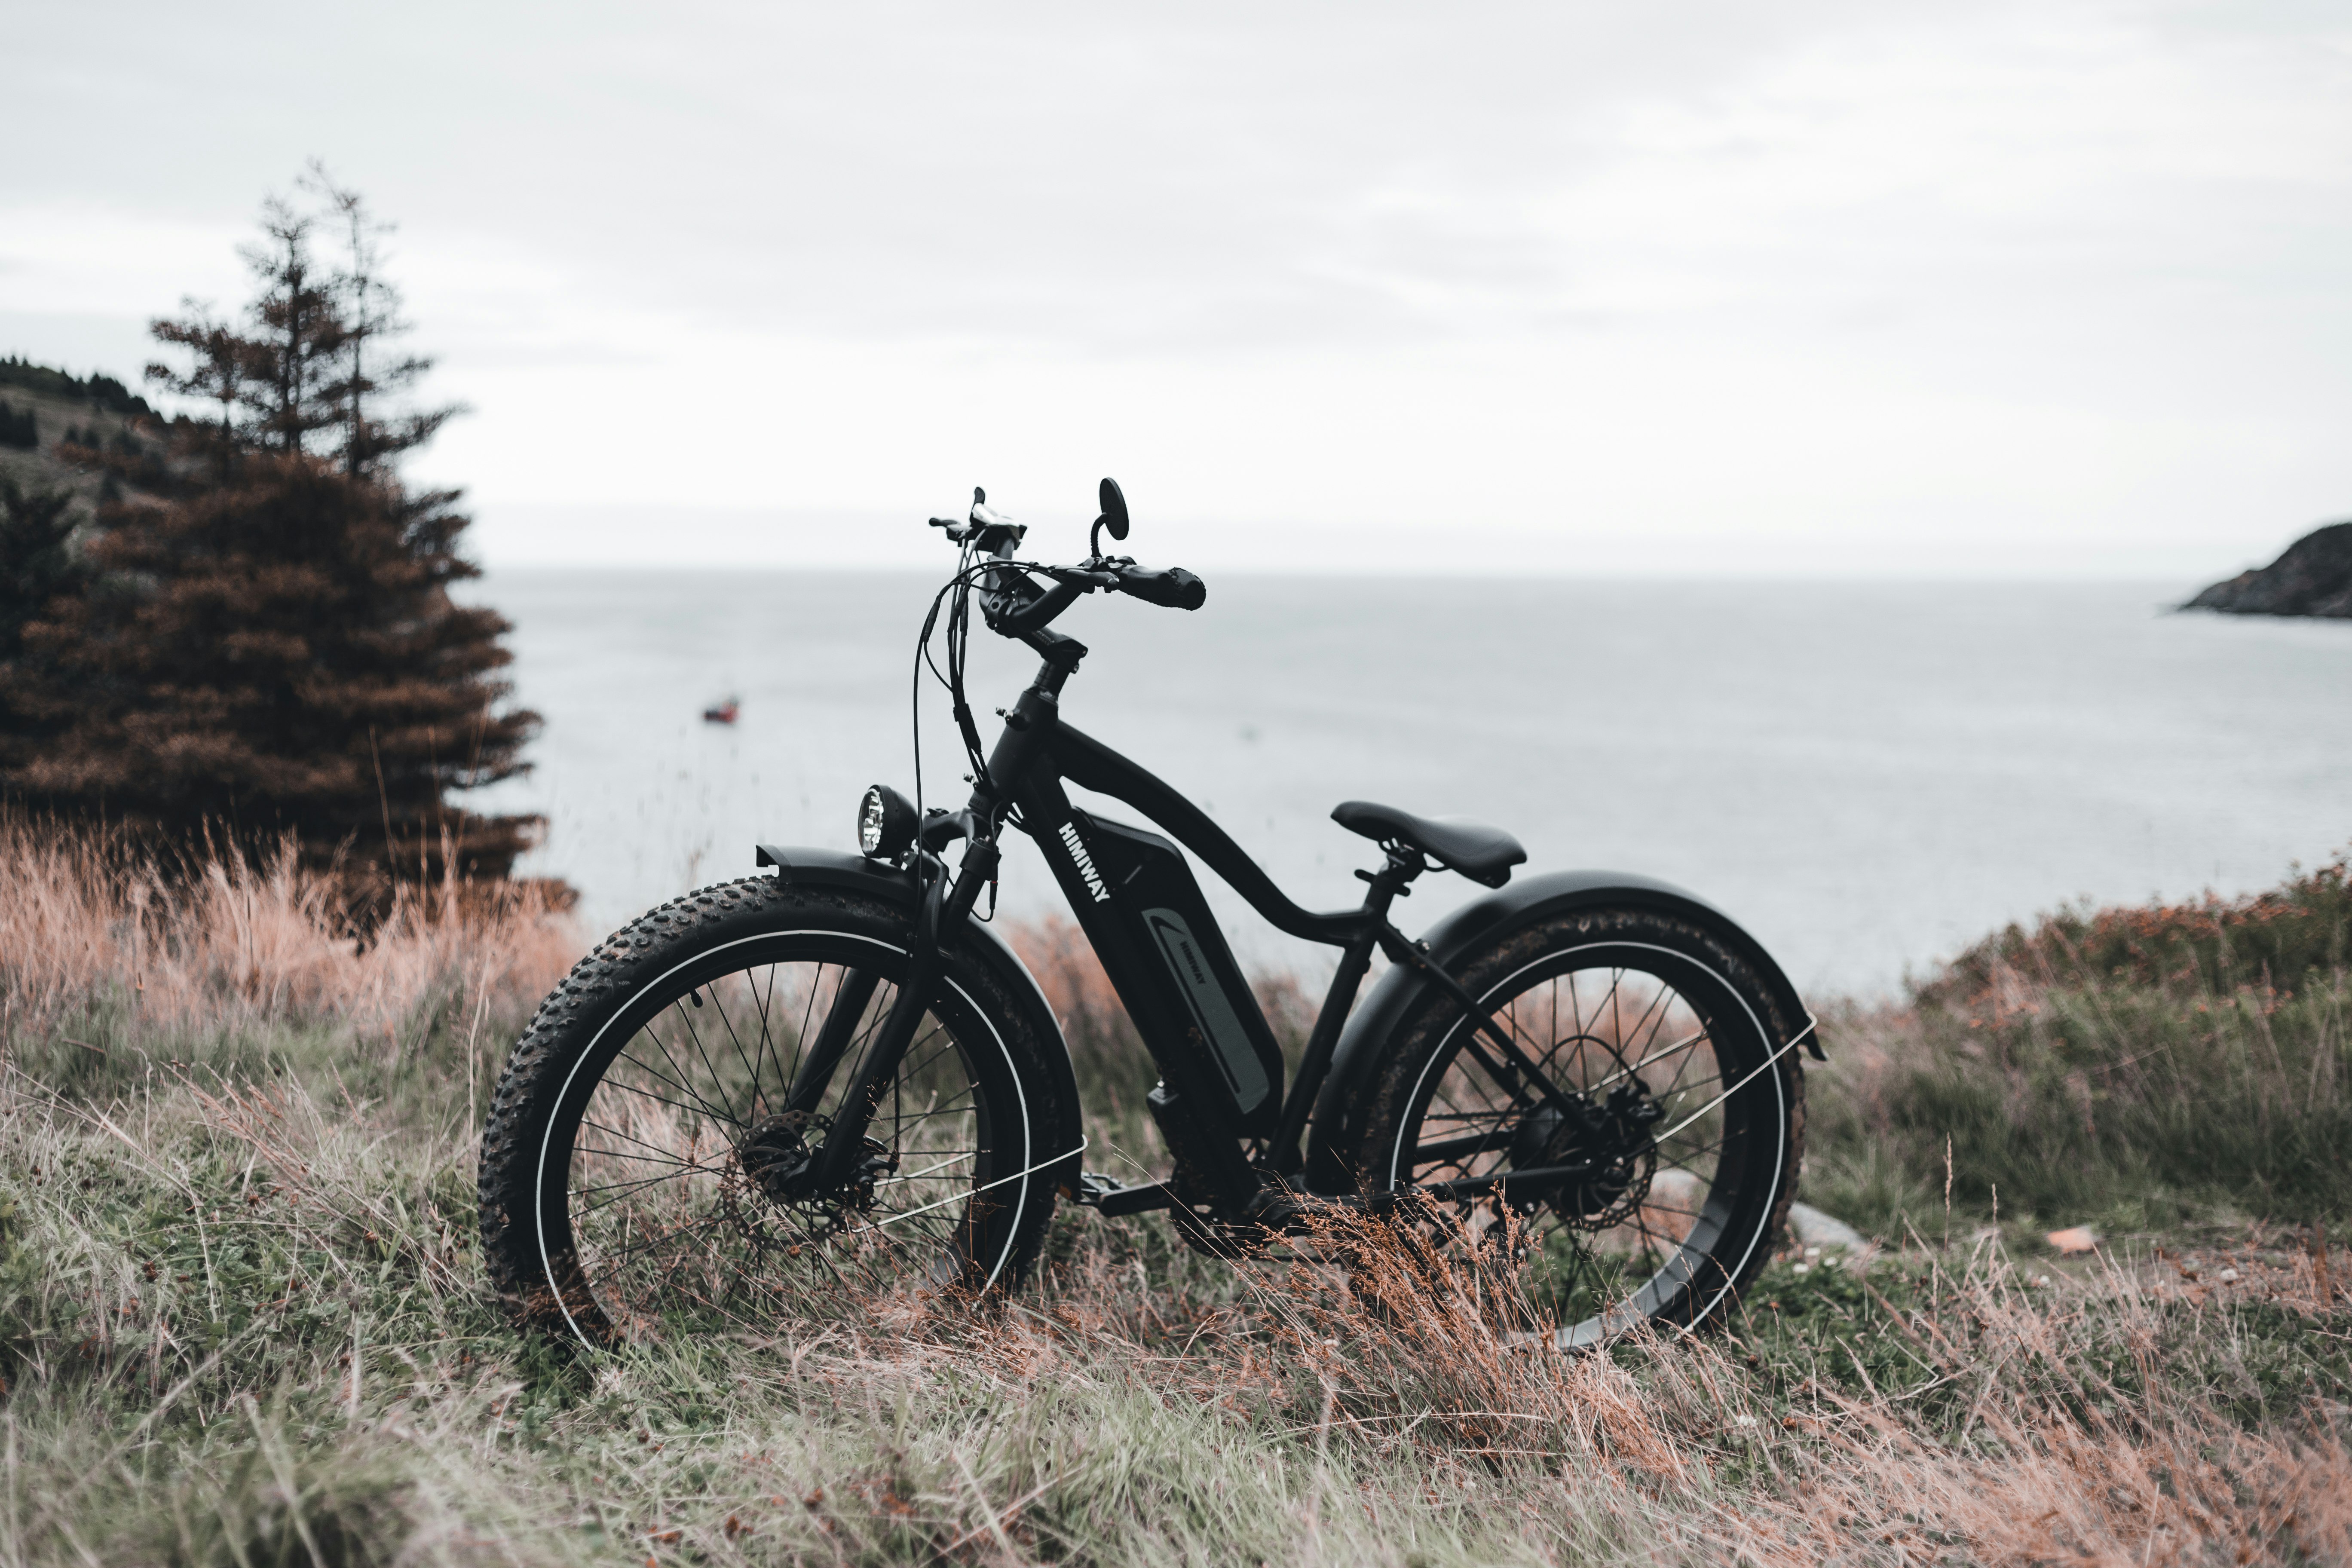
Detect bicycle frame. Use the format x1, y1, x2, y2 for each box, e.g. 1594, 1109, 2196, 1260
1017, 705, 1397, 1212
478, 486, 1829, 1352
802, 626, 1623, 1232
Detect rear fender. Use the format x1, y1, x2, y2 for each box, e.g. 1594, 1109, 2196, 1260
754, 844, 1084, 1170
1299, 870, 1817, 1196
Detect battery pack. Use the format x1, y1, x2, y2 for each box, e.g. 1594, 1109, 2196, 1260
1066, 812, 1285, 1135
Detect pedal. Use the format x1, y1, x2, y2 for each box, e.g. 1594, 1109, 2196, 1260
1069, 1171, 1175, 1217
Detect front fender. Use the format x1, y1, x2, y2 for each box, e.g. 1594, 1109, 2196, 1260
1299, 869, 1817, 1196
754, 844, 1084, 1167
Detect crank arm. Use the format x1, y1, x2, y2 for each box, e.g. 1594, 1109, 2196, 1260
1070, 1171, 1177, 1217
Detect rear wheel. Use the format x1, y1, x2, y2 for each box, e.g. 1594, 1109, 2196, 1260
479, 877, 1068, 1348
1343, 906, 1804, 1346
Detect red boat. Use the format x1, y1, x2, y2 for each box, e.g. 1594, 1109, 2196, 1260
701, 697, 740, 725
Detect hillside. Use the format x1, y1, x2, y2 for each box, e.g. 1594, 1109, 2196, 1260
2184, 520, 2352, 619
0, 357, 176, 519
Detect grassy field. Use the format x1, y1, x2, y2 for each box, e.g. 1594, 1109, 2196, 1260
1, 816, 2347, 1566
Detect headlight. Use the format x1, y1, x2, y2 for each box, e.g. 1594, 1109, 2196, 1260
857, 784, 917, 862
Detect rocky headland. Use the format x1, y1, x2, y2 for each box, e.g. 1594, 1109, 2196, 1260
2184, 520, 2352, 618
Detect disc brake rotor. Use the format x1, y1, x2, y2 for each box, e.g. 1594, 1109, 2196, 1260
1507, 1054, 1666, 1231
726, 1112, 901, 1241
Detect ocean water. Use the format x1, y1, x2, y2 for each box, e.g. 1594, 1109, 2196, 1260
459, 571, 2352, 999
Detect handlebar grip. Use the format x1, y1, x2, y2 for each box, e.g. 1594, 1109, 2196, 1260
1118, 565, 1207, 611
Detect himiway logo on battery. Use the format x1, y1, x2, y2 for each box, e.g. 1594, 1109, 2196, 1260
1058, 821, 1110, 902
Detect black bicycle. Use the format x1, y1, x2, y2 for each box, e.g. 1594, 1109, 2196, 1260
480, 481, 1819, 1351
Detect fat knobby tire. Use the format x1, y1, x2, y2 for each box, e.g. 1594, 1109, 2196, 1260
1340, 903, 1806, 1337
478, 874, 1069, 1344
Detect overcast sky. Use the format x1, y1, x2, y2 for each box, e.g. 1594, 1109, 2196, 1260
6, 1, 2348, 575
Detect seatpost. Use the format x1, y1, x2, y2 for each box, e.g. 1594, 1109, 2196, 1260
1266, 847, 1425, 1176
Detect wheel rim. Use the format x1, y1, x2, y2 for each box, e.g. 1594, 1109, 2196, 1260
1385, 940, 1784, 1348
537, 931, 1027, 1346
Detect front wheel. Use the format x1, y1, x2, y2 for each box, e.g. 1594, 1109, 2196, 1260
1341, 905, 1805, 1347
478, 876, 1070, 1349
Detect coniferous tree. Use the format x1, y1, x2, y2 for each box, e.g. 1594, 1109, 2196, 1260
0, 177, 539, 896
0, 477, 86, 772
0, 478, 78, 658
238, 198, 349, 456
147, 304, 249, 481
301, 164, 461, 476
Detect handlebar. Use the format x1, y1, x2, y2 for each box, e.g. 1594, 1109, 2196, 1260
1110, 562, 1207, 610
932, 484, 1203, 638
975, 556, 1207, 637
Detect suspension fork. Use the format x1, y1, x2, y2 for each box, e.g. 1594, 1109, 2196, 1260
802, 653, 1060, 1192
807, 836, 1001, 1192
784, 968, 883, 1114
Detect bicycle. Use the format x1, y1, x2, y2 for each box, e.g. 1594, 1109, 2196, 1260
479, 480, 1819, 1351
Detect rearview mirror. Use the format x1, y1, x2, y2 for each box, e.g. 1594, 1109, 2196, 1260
1093, 477, 1130, 554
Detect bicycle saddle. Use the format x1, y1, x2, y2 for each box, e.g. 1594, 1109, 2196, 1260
1330, 800, 1527, 888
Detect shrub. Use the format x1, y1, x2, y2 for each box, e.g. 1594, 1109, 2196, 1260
1810, 854, 2352, 1234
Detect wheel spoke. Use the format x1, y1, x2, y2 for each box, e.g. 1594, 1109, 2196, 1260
703, 982, 772, 1117
1589, 1026, 1708, 1094
1660, 1025, 1715, 1099
634, 1019, 741, 1131
668, 1001, 747, 1128
600, 1068, 736, 1127
576, 1120, 708, 1168
1382, 941, 1787, 1348
782, 963, 819, 1093
576, 1169, 703, 1217
533, 940, 1024, 1345
1610, 985, 1676, 1075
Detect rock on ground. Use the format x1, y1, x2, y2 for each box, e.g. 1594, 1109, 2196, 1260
1788, 1201, 1867, 1250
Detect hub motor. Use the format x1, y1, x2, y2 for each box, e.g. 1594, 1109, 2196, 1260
737, 1110, 818, 1201
733, 1110, 900, 1213
1507, 1071, 1666, 1230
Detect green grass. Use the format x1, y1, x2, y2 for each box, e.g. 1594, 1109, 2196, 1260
1804, 854, 2352, 1241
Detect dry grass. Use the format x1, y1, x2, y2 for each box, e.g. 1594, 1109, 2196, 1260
0, 827, 2347, 1565
0, 812, 576, 1092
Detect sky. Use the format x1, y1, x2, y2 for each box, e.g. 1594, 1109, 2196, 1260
6, 0, 2349, 576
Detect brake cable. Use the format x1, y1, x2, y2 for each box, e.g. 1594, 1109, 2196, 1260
910, 547, 1093, 865
910, 537, 978, 871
